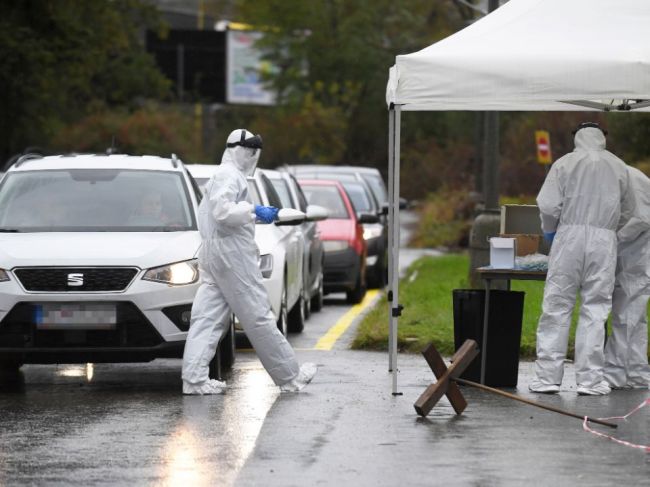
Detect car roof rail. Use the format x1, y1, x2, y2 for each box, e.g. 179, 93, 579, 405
171, 153, 179, 168
13, 151, 45, 168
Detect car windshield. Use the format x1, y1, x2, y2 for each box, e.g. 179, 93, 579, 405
0, 169, 196, 232
341, 181, 373, 213
300, 185, 349, 219
362, 174, 388, 204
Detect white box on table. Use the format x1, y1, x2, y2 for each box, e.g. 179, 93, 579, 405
489, 237, 516, 269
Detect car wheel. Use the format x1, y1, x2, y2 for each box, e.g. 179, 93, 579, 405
346, 264, 366, 304
288, 292, 305, 333
277, 275, 288, 336
209, 315, 236, 381
311, 273, 324, 312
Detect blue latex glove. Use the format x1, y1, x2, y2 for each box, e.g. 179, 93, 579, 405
543, 231, 556, 244
255, 205, 279, 224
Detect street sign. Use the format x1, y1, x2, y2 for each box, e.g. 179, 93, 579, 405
535, 130, 552, 164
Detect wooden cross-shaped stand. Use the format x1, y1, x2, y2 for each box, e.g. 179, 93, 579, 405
414, 340, 479, 417
413, 340, 619, 429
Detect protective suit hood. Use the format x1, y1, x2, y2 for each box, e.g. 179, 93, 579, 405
222, 129, 262, 176
574, 127, 606, 151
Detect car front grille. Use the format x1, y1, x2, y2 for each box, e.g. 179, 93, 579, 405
13, 267, 139, 292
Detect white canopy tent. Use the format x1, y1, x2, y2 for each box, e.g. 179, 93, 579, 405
385, 0, 650, 394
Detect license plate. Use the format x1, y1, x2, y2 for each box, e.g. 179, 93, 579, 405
34, 303, 117, 330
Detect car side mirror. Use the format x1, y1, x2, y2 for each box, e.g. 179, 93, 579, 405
380, 202, 389, 216
306, 204, 328, 222
275, 208, 306, 226
357, 212, 379, 224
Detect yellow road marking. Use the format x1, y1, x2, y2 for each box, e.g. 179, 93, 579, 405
314, 290, 380, 351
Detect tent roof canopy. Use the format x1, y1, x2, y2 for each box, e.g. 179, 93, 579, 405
386, 0, 650, 112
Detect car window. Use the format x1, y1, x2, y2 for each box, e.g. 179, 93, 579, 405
300, 184, 349, 219
259, 173, 283, 208
0, 169, 196, 232
341, 181, 372, 213
247, 180, 262, 206
290, 175, 308, 212
270, 178, 294, 209
362, 174, 388, 204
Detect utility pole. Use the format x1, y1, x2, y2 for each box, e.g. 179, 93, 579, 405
468, 0, 502, 288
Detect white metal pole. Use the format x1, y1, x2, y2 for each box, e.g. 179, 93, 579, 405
391, 105, 402, 396
387, 108, 395, 372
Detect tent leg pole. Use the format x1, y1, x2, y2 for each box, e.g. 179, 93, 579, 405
387, 108, 395, 373
391, 105, 402, 396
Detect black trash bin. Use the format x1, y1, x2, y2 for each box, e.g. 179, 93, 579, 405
452, 289, 525, 387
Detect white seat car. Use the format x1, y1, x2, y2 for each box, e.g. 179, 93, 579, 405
0, 153, 235, 377
185, 164, 307, 335
261, 169, 328, 323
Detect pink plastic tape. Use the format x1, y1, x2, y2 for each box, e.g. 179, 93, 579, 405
582, 398, 650, 452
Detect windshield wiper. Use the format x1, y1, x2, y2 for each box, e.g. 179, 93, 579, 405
0, 228, 20, 232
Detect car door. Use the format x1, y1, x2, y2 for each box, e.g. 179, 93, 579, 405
258, 173, 303, 312
287, 174, 323, 298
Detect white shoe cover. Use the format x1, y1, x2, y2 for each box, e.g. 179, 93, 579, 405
577, 381, 611, 396
183, 379, 227, 395
279, 362, 318, 393
627, 379, 649, 389
528, 380, 560, 394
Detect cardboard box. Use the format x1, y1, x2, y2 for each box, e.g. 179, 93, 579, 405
490, 237, 516, 269
500, 233, 540, 256
500, 204, 550, 255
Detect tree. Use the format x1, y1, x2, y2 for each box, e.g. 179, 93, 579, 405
232, 0, 471, 167
0, 0, 171, 162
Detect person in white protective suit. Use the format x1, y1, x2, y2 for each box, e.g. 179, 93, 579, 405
530, 122, 634, 396
604, 166, 650, 389
181, 129, 317, 395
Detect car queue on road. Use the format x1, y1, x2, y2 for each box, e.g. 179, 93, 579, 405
0, 152, 390, 379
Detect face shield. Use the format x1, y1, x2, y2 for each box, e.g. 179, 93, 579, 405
226, 130, 264, 176
572, 122, 607, 136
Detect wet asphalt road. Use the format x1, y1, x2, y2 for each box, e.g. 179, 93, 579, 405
1, 351, 648, 486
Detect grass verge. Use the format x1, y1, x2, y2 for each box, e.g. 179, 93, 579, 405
352, 253, 650, 360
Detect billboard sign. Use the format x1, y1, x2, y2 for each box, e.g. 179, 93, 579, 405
226, 30, 276, 105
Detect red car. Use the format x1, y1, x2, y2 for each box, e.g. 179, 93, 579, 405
298, 179, 375, 304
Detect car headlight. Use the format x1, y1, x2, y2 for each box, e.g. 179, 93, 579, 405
0, 269, 9, 282
323, 240, 349, 252
143, 259, 199, 285
259, 253, 273, 279
363, 224, 383, 241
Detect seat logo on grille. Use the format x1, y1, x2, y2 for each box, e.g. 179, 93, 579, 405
67, 273, 84, 287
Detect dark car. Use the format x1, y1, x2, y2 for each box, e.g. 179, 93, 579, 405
298, 179, 374, 304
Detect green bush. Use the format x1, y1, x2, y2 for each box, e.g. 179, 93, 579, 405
410, 189, 475, 249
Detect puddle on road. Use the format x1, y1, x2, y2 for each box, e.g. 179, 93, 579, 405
160, 364, 277, 486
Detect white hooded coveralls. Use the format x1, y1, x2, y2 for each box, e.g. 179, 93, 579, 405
604, 166, 650, 388
534, 127, 633, 391
182, 130, 300, 387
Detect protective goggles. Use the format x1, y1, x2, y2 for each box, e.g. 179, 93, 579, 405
226, 130, 263, 150
572, 122, 608, 136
